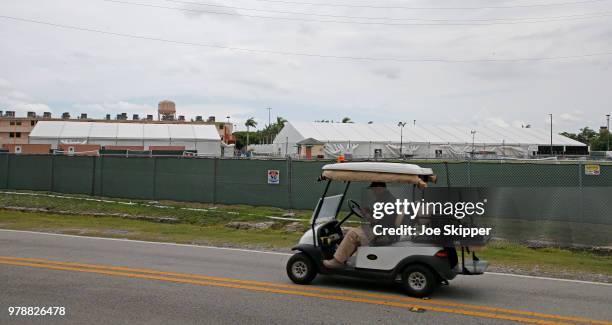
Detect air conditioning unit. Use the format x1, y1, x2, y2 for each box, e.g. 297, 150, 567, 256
15, 146, 22, 154
68, 146, 75, 155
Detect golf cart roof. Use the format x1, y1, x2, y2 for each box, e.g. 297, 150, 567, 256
321, 162, 436, 187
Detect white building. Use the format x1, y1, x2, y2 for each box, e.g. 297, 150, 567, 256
29, 121, 226, 156
271, 122, 588, 159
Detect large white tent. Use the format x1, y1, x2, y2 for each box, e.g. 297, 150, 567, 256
29, 121, 223, 156
272, 122, 588, 159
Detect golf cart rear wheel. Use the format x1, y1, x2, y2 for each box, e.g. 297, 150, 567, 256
286, 253, 317, 285
401, 265, 435, 298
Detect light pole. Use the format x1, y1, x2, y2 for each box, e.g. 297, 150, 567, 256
398, 122, 407, 158
549, 113, 553, 156
607, 114, 610, 152
470, 130, 476, 158
266, 107, 272, 144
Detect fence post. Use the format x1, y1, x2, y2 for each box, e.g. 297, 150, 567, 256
100, 156, 104, 196
212, 157, 218, 205
152, 156, 157, 200
50, 154, 55, 192
5, 154, 11, 189
444, 162, 450, 187
578, 162, 583, 223
287, 156, 293, 210
467, 160, 471, 187
91, 156, 96, 196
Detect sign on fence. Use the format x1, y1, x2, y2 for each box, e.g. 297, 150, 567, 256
267, 170, 280, 184
585, 164, 601, 176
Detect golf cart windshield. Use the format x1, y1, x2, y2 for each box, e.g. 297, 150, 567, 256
310, 194, 344, 224
313, 162, 489, 248
310, 162, 436, 227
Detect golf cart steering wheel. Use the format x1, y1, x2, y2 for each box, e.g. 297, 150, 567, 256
348, 200, 363, 219
337, 199, 364, 228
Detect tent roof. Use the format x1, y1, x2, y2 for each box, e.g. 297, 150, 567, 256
30, 121, 221, 141
283, 122, 586, 146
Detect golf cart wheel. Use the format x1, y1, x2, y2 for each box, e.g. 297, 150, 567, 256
286, 253, 317, 285
401, 265, 435, 298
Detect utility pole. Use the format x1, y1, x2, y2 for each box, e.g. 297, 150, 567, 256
549, 113, 553, 156
398, 122, 406, 158
470, 130, 477, 158
607, 114, 610, 152
266, 107, 272, 144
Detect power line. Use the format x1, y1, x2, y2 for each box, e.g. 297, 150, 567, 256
1, 14, 611, 63
230, 0, 609, 10
160, 0, 612, 23
104, 0, 612, 26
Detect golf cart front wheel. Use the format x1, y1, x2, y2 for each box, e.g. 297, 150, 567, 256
401, 265, 435, 298
286, 253, 317, 285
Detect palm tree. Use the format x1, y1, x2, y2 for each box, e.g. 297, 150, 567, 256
245, 117, 257, 153
342, 117, 353, 123
276, 116, 287, 128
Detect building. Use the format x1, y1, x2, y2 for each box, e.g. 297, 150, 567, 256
29, 121, 227, 156
271, 122, 589, 159
0, 111, 45, 146
0, 100, 236, 149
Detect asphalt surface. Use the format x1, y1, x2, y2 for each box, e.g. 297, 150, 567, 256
0, 229, 610, 325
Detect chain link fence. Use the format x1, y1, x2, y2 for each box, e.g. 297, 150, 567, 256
0, 154, 610, 247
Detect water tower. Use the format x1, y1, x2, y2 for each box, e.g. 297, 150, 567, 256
158, 100, 176, 121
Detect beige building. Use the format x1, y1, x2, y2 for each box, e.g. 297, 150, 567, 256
0, 113, 40, 146
296, 138, 325, 159
0, 101, 235, 149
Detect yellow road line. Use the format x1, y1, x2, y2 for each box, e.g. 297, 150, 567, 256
0, 259, 571, 325
0, 256, 608, 325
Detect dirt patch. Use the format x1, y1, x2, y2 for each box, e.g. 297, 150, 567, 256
1, 206, 179, 224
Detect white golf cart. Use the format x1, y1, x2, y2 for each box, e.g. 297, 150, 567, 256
286, 162, 488, 297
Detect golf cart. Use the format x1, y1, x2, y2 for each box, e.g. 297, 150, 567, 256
286, 162, 489, 297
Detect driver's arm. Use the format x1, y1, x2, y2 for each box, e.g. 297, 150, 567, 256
394, 212, 405, 226
361, 207, 375, 223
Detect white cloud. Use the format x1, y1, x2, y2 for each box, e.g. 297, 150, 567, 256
559, 112, 581, 122
483, 117, 510, 128
0, 77, 51, 115
70, 101, 155, 118
0, 0, 611, 132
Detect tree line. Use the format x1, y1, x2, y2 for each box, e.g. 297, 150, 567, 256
561, 127, 610, 151
234, 117, 287, 150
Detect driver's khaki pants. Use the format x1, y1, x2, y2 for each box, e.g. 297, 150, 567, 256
333, 227, 369, 263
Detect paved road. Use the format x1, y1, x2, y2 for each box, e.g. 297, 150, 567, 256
0, 229, 610, 325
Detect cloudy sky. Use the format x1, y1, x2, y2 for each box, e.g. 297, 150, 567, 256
1, 0, 611, 132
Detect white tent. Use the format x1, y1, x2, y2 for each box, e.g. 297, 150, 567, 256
272, 122, 588, 159
29, 121, 222, 156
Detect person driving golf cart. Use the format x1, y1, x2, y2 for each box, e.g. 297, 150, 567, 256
286, 162, 489, 298
323, 181, 401, 268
